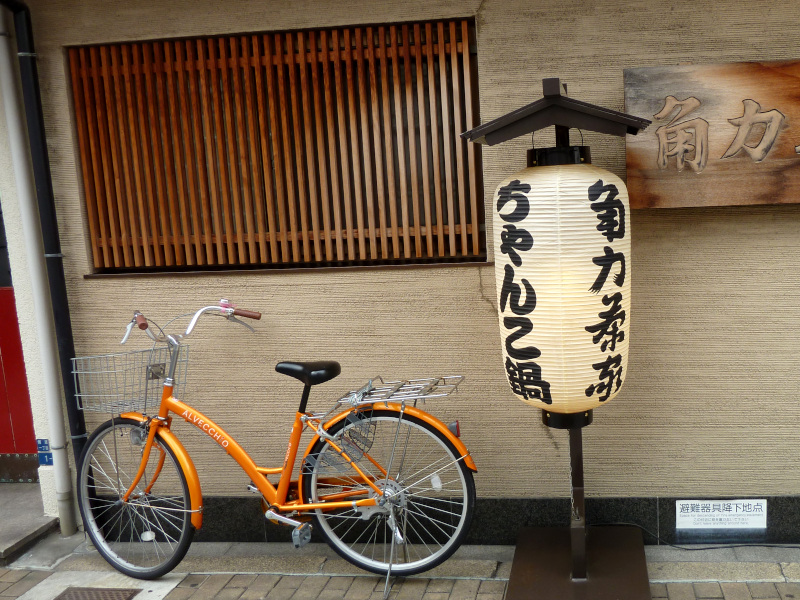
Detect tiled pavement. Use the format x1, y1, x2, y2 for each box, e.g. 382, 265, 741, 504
161, 574, 507, 600
651, 582, 800, 599
160, 576, 800, 600
4, 534, 800, 599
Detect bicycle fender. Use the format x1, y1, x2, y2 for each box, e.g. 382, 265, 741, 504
120, 412, 204, 529
300, 403, 477, 472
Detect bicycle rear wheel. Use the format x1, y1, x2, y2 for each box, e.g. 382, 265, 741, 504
77, 417, 194, 579
302, 409, 475, 576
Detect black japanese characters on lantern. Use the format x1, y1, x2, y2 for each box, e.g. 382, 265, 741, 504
500, 264, 536, 315
588, 180, 626, 242
585, 353, 624, 402
585, 292, 625, 352
498, 180, 553, 405
585, 179, 626, 401
505, 357, 553, 404
500, 225, 534, 267
589, 247, 626, 293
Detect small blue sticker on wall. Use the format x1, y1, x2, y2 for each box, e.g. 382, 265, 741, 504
37, 439, 53, 466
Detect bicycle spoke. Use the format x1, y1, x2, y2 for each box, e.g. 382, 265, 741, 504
364, 519, 381, 560
328, 512, 364, 539
318, 512, 366, 522
88, 501, 120, 524
397, 459, 465, 497
406, 498, 465, 519
104, 505, 129, 544
134, 503, 182, 541
403, 505, 459, 537
96, 439, 139, 487
138, 507, 179, 547
403, 510, 439, 553
90, 456, 127, 494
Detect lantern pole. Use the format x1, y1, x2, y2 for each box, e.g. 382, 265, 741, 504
542, 409, 594, 583
554, 124, 571, 149
569, 426, 586, 580
463, 78, 652, 599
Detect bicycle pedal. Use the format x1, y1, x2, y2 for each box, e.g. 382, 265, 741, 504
292, 523, 312, 548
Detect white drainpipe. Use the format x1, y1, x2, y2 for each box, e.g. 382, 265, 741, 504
0, 14, 76, 535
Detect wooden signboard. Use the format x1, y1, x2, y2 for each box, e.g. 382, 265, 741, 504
624, 61, 800, 209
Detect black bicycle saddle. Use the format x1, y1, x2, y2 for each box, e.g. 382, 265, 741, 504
275, 361, 341, 386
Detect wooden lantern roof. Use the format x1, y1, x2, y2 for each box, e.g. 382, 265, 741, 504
461, 78, 651, 146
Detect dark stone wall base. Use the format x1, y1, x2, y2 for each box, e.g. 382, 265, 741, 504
194, 496, 800, 545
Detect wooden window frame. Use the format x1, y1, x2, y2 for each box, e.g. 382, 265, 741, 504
68, 19, 484, 273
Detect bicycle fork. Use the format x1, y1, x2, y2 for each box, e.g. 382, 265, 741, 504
122, 418, 167, 503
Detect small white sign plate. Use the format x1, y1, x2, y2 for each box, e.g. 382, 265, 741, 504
676, 499, 767, 530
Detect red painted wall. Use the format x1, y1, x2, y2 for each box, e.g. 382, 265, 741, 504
0, 288, 36, 454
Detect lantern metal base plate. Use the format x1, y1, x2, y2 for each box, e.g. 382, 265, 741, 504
541, 409, 593, 429
504, 526, 651, 600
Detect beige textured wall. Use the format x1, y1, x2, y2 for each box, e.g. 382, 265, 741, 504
11, 0, 800, 502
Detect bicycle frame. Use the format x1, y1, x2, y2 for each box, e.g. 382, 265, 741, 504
120, 380, 387, 529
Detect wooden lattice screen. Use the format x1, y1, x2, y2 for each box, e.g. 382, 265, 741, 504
68, 19, 483, 271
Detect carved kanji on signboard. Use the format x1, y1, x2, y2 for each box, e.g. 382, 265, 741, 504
721, 99, 785, 162
654, 96, 710, 173
654, 96, 787, 172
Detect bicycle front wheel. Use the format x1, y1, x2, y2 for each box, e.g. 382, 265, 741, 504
302, 409, 475, 576
77, 417, 194, 579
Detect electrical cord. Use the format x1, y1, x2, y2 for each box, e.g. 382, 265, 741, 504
594, 522, 800, 551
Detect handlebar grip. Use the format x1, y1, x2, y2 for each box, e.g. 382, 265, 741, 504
135, 313, 149, 330
233, 308, 262, 320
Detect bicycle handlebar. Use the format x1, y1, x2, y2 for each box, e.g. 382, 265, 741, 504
122, 301, 261, 345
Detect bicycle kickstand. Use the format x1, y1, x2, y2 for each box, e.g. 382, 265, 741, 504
383, 507, 402, 599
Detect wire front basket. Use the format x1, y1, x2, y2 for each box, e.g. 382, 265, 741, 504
72, 345, 189, 414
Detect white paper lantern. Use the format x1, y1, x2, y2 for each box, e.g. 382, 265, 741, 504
494, 163, 631, 414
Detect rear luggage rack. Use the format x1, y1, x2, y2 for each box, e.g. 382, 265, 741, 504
338, 375, 464, 407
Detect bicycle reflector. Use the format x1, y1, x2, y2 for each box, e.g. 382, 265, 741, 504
448, 420, 460, 438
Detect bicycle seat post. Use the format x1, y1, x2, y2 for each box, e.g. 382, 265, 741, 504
299, 384, 311, 414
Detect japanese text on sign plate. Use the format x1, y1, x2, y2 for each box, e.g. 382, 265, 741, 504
675, 499, 767, 530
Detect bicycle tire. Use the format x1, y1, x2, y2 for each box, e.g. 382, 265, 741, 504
77, 417, 195, 579
302, 409, 475, 576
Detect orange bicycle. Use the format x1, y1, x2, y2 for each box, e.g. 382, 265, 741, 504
73, 300, 476, 580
